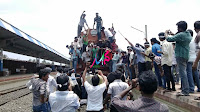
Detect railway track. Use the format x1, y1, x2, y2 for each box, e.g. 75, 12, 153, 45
0, 85, 31, 106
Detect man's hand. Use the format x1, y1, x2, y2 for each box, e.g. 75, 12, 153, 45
130, 78, 138, 89
97, 70, 103, 76
192, 62, 198, 70
86, 62, 91, 68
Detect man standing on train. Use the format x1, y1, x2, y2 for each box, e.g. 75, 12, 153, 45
93, 13, 103, 40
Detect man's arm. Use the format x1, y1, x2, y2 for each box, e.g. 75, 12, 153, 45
80, 11, 85, 19
166, 31, 180, 42
101, 19, 103, 27
98, 70, 108, 85
82, 62, 90, 85
118, 79, 137, 98
193, 33, 200, 70
93, 18, 96, 29
111, 79, 137, 112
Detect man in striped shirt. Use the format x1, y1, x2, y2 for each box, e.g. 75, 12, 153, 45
112, 71, 169, 112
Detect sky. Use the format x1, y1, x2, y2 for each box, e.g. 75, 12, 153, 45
1, 0, 200, 61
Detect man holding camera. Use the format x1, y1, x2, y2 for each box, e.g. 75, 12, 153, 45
166, 21, 192, 96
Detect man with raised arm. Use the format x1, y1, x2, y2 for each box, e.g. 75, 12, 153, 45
77, 11, 89, 38
112, 71, 169, 112
93, 13, 103, 40
82, 62, 107, 112
166, 21, 191, 96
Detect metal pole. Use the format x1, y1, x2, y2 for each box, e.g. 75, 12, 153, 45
145, 25, 147, 39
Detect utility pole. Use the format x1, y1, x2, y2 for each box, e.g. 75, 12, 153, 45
145, 25, 147, 39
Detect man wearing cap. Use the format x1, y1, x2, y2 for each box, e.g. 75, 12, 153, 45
31, 68, 51, 112
158, 32, 175, 91
141, 39, 152, 71
77, 11, 89, 38
93, 13, 103, 40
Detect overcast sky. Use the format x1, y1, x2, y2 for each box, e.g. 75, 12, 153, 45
1, 0, 200, 61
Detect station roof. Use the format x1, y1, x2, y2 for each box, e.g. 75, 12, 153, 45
0, 18, 69, 64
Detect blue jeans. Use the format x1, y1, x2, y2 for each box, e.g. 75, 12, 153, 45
176, 57, 189, 95
109, 37, 113, 43
187, 62, 200, 92
73, 58, 78, 73
0, 60, 3, 72
112, 60, 117, 72
128, 63, 133, 80
33, 103, 49, 112
171, 65, 179, 82
154, 62, 162, 87
186, 62, 195, 92
77, 25, 82, 37
96, 25, 102, 40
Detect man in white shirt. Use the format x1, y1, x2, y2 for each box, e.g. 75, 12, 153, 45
104, 71, 129, 112
102, 27, 113, 43
49, 75, 80, 112
112, 50, 121, 72
82, 62, 107, 112
158, 32, 175, 91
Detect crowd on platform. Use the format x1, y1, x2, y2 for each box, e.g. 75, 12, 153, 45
27, 11, 200, 112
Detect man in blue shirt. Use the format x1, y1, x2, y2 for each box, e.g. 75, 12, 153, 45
93, 13, 103, 40
150, 38, 165, 88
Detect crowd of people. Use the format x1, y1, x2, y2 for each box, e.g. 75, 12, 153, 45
27, 11, 200, 112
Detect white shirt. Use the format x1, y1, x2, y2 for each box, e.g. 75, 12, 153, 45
84, 81, 106, 111
189, 40, 197, 62
47, 75, 57, 93
78, 37, 83, 47
161, 40, 173, 66
128, 52, 134, 63
107, 79, 129, 100
172, 49, 177, 65
49, 91, 80, 112
104, 30, 113, 38
82, 52, 90, 62
56, 72, 62, 77
112, 53, 121, 61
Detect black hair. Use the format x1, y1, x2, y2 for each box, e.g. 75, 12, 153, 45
187, 29, 193, 37
114, 71, 122, 79
138, 70, 158, 94
194, 21, 200, 30
39, 69, 50, 79
92, 75, 100, 86
57, 67, 63, 73
176, 21, 187, 31
57, 75, 69, 91
158, 32, 166, 40
150, 38, 159, 44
